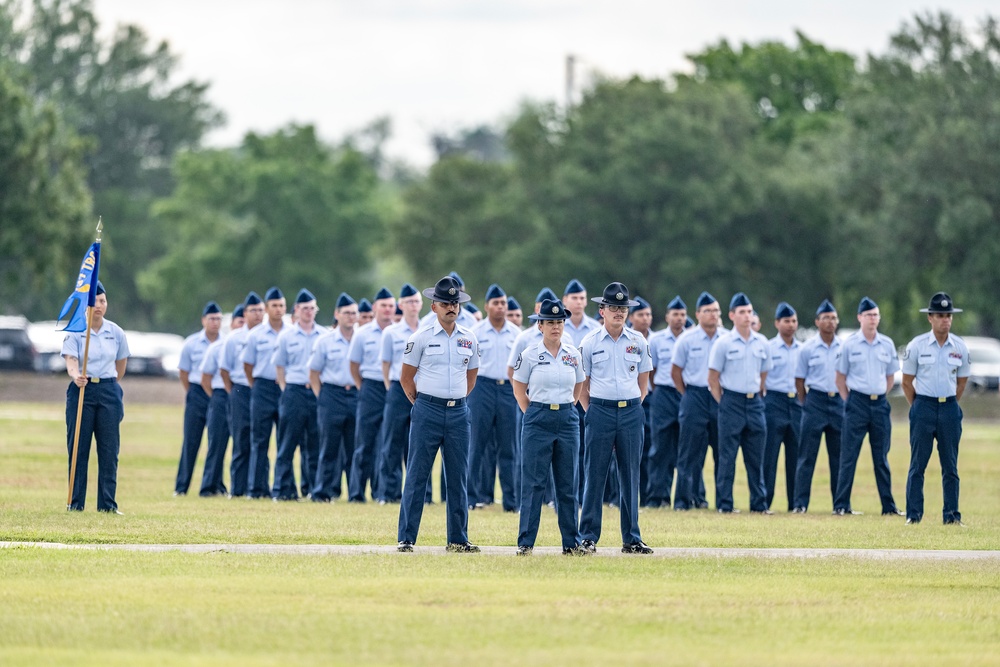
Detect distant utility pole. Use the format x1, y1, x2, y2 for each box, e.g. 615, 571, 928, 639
565, 54, 576, 111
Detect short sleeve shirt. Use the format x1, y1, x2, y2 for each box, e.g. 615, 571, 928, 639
513, 340, 584, 405
403, 322, 480, 399
901, 332, 971, 397
61, 319, 129, 378
579, 326, 653, 401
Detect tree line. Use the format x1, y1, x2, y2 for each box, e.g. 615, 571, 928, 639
2, 1, 998, 340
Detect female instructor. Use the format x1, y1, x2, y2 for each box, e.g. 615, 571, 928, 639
512, 298, 588, 555
62, 281, 129, 513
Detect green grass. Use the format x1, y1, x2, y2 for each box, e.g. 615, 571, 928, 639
1, 402, 999, 665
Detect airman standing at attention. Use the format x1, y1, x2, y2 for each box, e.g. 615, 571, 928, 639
348, 287, 395, 502
646, 296, 687, 508
308, 293, 358, 502
627, 296, 655, 506
397, 276, 481, 553
901, 293, 970, 526
242, 286, 287, 499
174, 301, 222, 496
220, 291, 264, 498
792, 299, 843, 513
833, 297, 903, 517
506, 297, 523, 329
197, 304, 243, 497
763, 302, 801, 511
578, 283, 653, 555
357, 299, 373, 326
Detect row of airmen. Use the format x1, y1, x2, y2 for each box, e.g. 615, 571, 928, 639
172, 274, 970, 551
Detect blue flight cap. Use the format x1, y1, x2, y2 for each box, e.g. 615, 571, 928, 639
685, 316, 696, 328
395, 304, 402, 316
232, 304, 245, 319
535, 287, 558, 303
448, 271, 464, 287
265, 286, 283, 301
244, 291, 262, 306
696, 291, 717, 309
95, 280, 106, 296
399, 283, 418, 298
336, 292, 356, 309
858, 296, 878, 314
507, 296, 521, 311
564, 279, 585, 295
203, 301, 221, 316
374, 287, 393, 302
775, 302, 796, 320
464, 303, 480, 314
630, 296, 651, 314
296, 288, 315, 304
816, 299, 836, 316
667, 295, 686, 311
358, 298, 372, 313
485, 283, 506, 301
729, 292, 751, 310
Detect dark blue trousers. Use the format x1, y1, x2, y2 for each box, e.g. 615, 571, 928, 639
349, 379, 387, 502
518, 404, 580, 549
376, 381, 411, 502
398, 396, 471, 545
273, 384, 319, 499
468, 380, 518, 510
834, 391, 897, 513
579, 401, 644, 545
66, 380, 123, 511
312, 384, 357, 501
793, 391, 843, 510
199, 388, 230, 496
906, 396, 962, 523
646, 386, 680, 506
763, 392, 801, 511
248, 378, 281, 498
716, 390, 767, 512
639, 394, 653, 506
675, 386, 717, 510
228, 384, 252, 497
175, 384, 209, 494
574, 402, 586, 503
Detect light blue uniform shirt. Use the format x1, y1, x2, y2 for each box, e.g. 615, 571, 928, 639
220, 325, 254, 387
199, 338, 227, 390
836, 331, 900, 395
506, 326, 574, 369
242, 322, 284, 381
564, 314, 601, 347
709, 330, 772, 394
580, 326, 653, 401
472, 318, 521, 380
901, 332, 971, 398
513, 340, 584, 404
348, 320, 390, 381
61, 320, 129, 378
765, 335, 800, 394
795, 334, 842, 393
272, 323, 325, 386
403, 322, 480, 399
420, 309, 477, 330
178, 329, 215, 385
649, 327, 682, 388
381, 320, 420, 383
670, 325, 725, 388
309, 327, 355, 387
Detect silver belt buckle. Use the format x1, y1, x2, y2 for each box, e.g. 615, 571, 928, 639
446, 400, 456, 407
549, 404, 559, 411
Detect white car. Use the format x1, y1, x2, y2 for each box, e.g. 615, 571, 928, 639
964, 336, 1000, 392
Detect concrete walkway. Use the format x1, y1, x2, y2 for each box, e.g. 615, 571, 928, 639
3, 541, 998, 560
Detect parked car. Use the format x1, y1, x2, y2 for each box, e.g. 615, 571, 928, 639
27, 320, 69, 373
125, 331, 185, 377
0, 315, 37, 371
964, 336, 1000, 392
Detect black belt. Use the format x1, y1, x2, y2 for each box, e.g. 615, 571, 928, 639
482, 377, 510, 385
915, 394, 956, 404
529, 401, 574, 411
767, 391, 798, 400
723, 389, 760, 400
590, 397, 640, 408
88, 377, 116, 384
417, 393, 466, 407
807, 388, 840, 398
322, 383, 357, 392
850, 390, 885, 401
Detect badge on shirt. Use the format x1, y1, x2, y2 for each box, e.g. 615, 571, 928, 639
513, 354, 522, 371
561, 354, 578, 367
457, 338, 473, 350
404, 342, 414, 354
625, 344, 640, 355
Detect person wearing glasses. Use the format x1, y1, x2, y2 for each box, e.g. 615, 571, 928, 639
578, 282, 654, 554
900, 293, 970, 525
833, 297, 903, 516
512, 298, 588, 555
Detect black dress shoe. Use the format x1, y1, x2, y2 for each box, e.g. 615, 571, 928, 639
905, 518, 920, 525
717, 508, 741, 514
397, 541, 414, 552
445, 542, 481, 553
696, 501, 710, 509
943, 519, 967, 526
516, 545, 533, 556
882, 509, 905, 517
98, 508, 124, 515
833, 508, 863, 516
580, 539, 597, 554
622, 542, 654, 555
562, 545, 590, 556
792, 507, 807, 514
750, 509, 774, 515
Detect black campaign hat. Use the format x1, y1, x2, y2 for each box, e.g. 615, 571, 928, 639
920, 292, 962, 314
591, 282, 639, 308
423, 276, 471, 304
529, 298, 569, 322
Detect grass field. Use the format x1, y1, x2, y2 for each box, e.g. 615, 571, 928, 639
2, 400, 999, 665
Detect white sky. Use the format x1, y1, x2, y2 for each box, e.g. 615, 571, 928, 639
93, 0, 997, 166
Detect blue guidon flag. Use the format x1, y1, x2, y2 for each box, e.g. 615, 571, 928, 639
57, 242, 101, 332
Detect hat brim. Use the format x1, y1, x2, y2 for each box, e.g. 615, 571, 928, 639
592, 297, 641, 307
528, 313, 568, 322
920, 307, 963, 313
422, 287, 471, 304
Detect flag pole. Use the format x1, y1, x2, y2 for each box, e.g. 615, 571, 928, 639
67, 218, 102, 510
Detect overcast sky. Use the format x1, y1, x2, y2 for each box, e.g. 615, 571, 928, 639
93, 1, 997, 166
